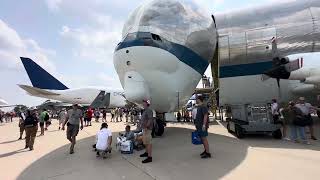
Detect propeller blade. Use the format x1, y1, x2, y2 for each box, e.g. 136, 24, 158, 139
276, 78, 281, 100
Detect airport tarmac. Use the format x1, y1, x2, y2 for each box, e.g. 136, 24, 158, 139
1, 117, 320, 180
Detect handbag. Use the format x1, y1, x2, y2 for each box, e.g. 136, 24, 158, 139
192, 131, 203, 145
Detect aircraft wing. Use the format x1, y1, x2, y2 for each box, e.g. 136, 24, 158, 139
18, 84, 60, 96
0, 105, 17, 108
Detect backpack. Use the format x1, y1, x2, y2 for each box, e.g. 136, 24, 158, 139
44, 113, 50, 121
24, 116, 37, 127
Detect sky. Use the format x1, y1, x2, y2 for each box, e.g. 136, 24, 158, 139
0, 0, 319, 110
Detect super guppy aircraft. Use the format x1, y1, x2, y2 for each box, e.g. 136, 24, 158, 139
114, 0, 320, 114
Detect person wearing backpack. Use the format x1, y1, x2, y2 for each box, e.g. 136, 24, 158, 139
24, 109, 39, 151
39, 109, 47, 136
44, 110, 51, 130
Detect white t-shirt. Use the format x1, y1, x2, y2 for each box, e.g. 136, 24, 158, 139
271, 103, 279, 115
192, 107, 197, 120
96, 128, 112, 151
295, 103, 312, 115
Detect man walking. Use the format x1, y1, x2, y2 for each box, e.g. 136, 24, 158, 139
139, 99, 154, 163
194, 96, 211, 158
62, 104, 84, 154
24, 109, 38, 151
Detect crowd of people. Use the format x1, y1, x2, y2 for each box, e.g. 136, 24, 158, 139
5, 94, 320, 166
272, 97, 320, 144
0, 111, 15, 123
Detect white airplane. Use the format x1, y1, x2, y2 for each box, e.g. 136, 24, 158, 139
0, 98, 9, 108
0, 98, 16, 108
114, 0, 320, 114
19, 57, 127, 108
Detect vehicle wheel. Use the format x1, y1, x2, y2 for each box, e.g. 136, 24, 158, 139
272, 129, 282, 139
227, 123, 232, 133
235, 125, 244, 139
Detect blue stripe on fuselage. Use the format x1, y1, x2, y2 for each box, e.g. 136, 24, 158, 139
115, 32, 209, 75
220, 61, 273, 78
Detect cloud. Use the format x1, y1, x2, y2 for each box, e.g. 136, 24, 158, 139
45, 0, 63, 12
0, 19, 56, 72
0, 19, 59, 107
59, 10, 124, 65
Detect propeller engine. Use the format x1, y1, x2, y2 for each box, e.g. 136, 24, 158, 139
262, 37, 303, 99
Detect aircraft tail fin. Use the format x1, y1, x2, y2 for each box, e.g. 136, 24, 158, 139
20, 57, 68, 90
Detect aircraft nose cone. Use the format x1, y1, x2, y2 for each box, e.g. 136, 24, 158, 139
124, 71, 150, 104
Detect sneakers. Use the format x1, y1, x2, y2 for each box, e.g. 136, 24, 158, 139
311, 136, 317, 140
201, 152, 212, 159
302, 141, 311, 145
96, 151, 100, 157
200, 151, 206, 156
140, 152, 148, 157
70, 149, 74, 154
283, 137, 290, 141
142, 157, 152, 163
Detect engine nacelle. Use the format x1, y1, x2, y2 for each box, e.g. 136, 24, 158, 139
292, 84, 320, 94
289, 69, 310, 81
304, 76, 320, 84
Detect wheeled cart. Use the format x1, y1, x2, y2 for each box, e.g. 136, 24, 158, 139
226, 104, 282, 139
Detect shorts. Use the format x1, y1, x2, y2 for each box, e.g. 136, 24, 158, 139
87, 117, 92, 122
67, 124, 79, 138
142, 129, 152, 145
196, 129, 208, 137
39, 122, 45, 127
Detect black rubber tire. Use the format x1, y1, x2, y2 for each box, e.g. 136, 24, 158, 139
272, 129, 282, 139
227, 122, 232, 133
235, 125, 245, 139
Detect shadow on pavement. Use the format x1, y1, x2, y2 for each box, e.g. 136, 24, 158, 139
0, 148, 28, 158
0, 139, 21, 145
17, 127, 248, 180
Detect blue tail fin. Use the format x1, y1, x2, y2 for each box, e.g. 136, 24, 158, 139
20, 57, 68, 90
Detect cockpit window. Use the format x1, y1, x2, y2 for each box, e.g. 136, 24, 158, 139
121, 0, 217, 62
125, 33, 137, 41
151, 33, 162, 41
